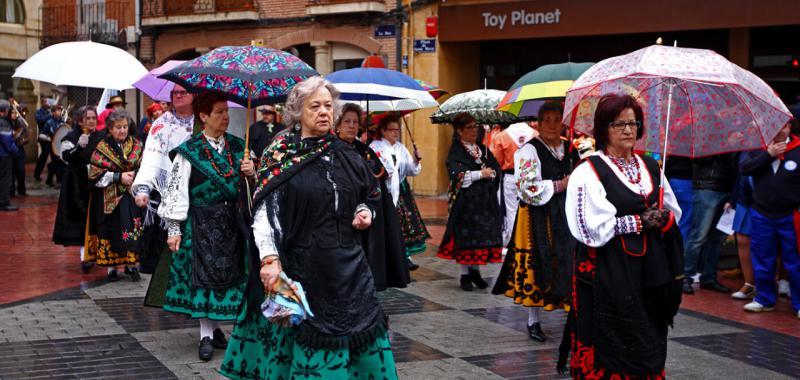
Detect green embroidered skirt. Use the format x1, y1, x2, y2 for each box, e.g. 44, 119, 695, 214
220, 308, 398, 380
163, 215, 245, 320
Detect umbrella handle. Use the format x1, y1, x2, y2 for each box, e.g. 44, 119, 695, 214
244, 85, 252, 160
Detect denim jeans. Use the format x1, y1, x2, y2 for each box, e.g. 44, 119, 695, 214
668, 178, 693, 241
683, 189, 727, 283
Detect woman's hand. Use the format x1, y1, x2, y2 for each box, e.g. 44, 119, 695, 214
121, 171, 135, 186
240, 158, 255, 177
260, 256, 282, 291
167, 235, 181, 252
78, 134, 89, 147
480, 167, 496, 180
352, 210, 372, 230
768, 141, 787, 157
135, 194, 149, 207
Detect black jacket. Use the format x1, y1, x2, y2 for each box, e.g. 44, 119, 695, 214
741, 140, 800, 219
692, 153, 738, 194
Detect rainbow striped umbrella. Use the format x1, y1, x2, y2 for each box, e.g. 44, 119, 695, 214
415, 79, 448, 100
497, 62, 593, 118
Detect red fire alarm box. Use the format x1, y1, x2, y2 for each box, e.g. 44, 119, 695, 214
426, 16, 438, 38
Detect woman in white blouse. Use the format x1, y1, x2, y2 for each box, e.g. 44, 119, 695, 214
370, 116, 430, 269
157, 91, 255, 362
562, 94, 683, 379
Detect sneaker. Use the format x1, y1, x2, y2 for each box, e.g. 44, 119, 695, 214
743, 301, 774, 313
731, 283, 755, 300
778, 280, 791, 298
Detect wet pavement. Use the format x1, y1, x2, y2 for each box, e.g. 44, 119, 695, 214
1, 171, 799, 379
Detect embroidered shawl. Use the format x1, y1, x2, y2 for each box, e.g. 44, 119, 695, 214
89, 136, 143, 214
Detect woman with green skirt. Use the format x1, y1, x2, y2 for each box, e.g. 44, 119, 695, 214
158, 91, 256, 362
220, 76, 398, 380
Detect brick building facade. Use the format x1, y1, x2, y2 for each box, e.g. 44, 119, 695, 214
140, 0, 402, 74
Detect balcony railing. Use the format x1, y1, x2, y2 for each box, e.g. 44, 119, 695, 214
40, 1, 130, 48
143, 0, 256, 18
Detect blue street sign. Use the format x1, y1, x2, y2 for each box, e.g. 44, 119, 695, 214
413, 39, 436, 53
375, 25, 397, 38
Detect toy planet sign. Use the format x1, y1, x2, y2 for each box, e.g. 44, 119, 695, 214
481, 9, 562, 31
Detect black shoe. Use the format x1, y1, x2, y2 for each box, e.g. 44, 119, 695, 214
198, 337, 214, 361
682, 278, 694, 295
407, 258, 420, 271
460, 275, 474, 291
128, 267, 141, 282
528, 322, 547, 342
700, 280, 731, 293
468, 268, 489, 289
107, 270, 120, 282
212, 328, 228, 349
0, 204, 19, 211
81, 261, 93, 274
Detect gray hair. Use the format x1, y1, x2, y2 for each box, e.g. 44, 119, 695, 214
282, 76, 341, 129
105, 109, 130, 129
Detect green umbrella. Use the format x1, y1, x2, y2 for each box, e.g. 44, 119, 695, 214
498, 62, 594, 118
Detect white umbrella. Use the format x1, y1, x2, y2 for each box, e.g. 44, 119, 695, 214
13, 41, 147, 90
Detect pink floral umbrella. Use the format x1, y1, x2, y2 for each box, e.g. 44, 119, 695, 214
563, 44, 792, 159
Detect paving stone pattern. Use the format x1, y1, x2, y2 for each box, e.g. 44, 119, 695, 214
0, 244, 798, 379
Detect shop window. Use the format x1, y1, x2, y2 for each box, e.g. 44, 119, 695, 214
333, 59, 362, 72
0, 0, 24, 24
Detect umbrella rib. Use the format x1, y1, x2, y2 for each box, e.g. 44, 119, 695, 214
728, 85, 770, 150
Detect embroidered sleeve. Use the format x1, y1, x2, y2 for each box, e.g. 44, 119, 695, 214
157, 154, 191, 222
565, 161, 619, 247
461, 170, 482, 188
253, 202, 278, 260
135, 184, 151, 196
614, 215, 642, 235
167, 220, 181, 237
94, 172, 115, 188
514, 144, 554, 206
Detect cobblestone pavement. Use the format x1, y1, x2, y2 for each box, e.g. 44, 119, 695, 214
1, 184, 799, 379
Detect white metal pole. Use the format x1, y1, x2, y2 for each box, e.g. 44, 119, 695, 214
660, 78, 675, 208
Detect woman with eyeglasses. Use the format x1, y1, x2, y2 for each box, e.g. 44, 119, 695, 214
561, 94, 683, 379
369, 115, 430, 270
436, 112, 504, 291
492, 101, 580, 343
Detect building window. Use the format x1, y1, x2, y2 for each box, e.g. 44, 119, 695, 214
0, 0, 24, 24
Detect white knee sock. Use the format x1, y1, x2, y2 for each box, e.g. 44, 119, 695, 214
528, 307, 541, 326
199, 318, 218, 339
460, 264, 470, 275
79, 246, 85, 261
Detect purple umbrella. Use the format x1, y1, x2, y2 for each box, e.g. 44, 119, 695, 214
133, 60, 243, 108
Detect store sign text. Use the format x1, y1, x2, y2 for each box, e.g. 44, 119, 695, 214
481, 9, 561, 30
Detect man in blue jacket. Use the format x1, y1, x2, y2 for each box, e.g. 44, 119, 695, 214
33, 97, 52, 185
0, 99, 20, 211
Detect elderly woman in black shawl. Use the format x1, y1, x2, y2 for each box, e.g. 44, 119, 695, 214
436, 112, 504, 291
220, 77, 398, 380
52, 106, 102, 272
335, 102, 410, 291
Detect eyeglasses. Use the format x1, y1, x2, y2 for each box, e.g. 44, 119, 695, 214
171, 90, 189, 97
609, 120, 642, 131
